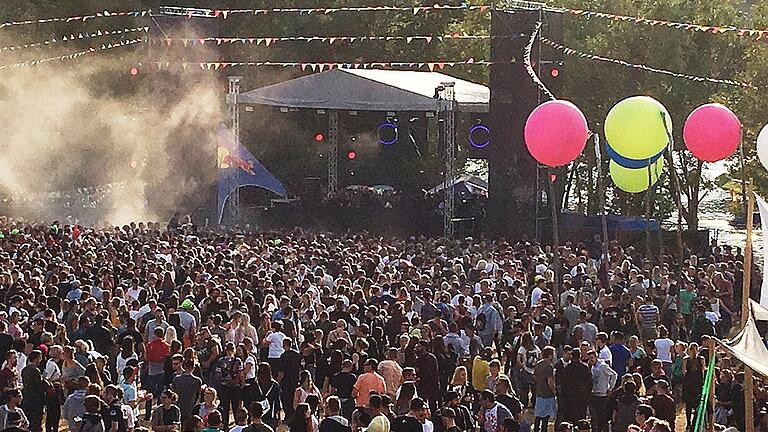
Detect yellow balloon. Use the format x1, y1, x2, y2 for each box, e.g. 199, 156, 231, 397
610, 157, 664, 193
604, 96, 672, 160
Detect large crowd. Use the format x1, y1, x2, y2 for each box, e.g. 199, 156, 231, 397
0, 217, 759, 432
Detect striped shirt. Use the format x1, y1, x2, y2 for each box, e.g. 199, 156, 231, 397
637, 304, 659, 328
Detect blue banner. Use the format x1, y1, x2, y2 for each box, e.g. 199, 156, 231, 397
217, 124, 287, 223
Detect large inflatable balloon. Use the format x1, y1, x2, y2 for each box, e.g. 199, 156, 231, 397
758, 124, 768, 171
525, 100, 589, 167
606, 142, 664, 169
610, 157, 664, 194
604, 96, 672, 160
683, 103, 741, 162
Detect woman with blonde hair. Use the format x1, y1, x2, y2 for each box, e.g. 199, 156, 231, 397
229, 313, 258, 345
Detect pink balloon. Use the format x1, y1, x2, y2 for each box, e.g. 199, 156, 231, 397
683, 103, 741, 162
525, 100, 589, 167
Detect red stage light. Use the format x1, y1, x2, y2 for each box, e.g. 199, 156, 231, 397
550, 68, 560, 78
347, 151, 357, 160
315, 133, 325, 142
130, 67, 139, 76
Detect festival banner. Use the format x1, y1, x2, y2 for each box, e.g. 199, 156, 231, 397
756, 192, 768, 307
0, 38, 145, 69
0, 10, 149, 29
155, 34, 493, 46
541, 38, 756, 89
194, 4, 491, 18
0, 27, 149, 53
148, 59, 487, 72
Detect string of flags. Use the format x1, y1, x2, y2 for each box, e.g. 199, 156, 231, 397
540, 6, 768, 41
147, 58, 489, 72
524, 23, 556, 101
0, 38, 145, 70
0, 27, 149, 53
0, 10, 150, 29
155, 34, 496, 47
186, 4, 491, 19
541, 38, 757, 89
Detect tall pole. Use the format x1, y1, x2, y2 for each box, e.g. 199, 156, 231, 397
549, 169, 560, 309
327, 110, 339, 197
743, 178, 755, 432
228, 76, 242, 223
441, 82, 456, 239
595, 134, 609, 279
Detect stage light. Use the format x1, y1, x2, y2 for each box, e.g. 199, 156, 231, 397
315, 133, 325, 142
550, 68, 560, 78
377, 121, 398, 145
347, 151, 357, 160
130, 67, 139, 76
469, 123, 490, 148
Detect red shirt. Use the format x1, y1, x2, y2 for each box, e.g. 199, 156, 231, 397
145, 338, 170, 364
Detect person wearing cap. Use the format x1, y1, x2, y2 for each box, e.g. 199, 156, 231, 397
352, 359, 386, 408
439, 407, 459, 432
178, 299, 198, 336
0, 389, 28, 431
441, 391, 474, 432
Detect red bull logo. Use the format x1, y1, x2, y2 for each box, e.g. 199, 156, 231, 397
218, 147, 256, 175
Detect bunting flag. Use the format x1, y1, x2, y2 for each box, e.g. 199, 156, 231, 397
147, 59, 490, 71
0, 10, 150, 29
524, 22, 556, 100
179, 4, 491, 18
0, 27, 149, 53
155, 33, 494, 46
542, 38, 757, 89
0, 38, 145, 70
517, 6, 768, 41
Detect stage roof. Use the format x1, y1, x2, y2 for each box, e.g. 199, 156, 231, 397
237, 69, 489, 112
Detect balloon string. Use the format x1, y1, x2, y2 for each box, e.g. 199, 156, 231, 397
524, 22, 557, 101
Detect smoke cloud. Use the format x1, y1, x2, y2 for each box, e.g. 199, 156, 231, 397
0, 45, 224, 226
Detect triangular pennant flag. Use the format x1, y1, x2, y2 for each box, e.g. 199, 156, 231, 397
214, 10, 221, 17
480, 5, 489, 13
213, 63, 221, 70
437, 62, 445, 69
329, 38, 336, 44
221, 10, 230, 19
407, 37, 414, 44
428, 63, 436, 71
265, 38, 273, 46
182, 39, 189, 47
425, 36, 433, 44
413, 7, 421, 15
309, 63, 317, 72
63, 36, 68, 41
301, 63, 308, 71
256, 38, 263, 45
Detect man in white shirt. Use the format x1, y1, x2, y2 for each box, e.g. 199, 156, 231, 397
264, 321, 287, 363
44, 346, 62, 381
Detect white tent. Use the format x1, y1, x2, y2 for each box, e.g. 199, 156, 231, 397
751, 299, 768, 321
720, 311, 768, 378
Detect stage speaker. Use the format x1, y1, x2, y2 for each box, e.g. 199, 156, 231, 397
487, 8, 562, 236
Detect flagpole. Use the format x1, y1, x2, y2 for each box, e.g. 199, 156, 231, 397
743, 178, 755, 432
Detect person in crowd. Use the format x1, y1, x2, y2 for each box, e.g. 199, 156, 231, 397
0, 219, 753, 432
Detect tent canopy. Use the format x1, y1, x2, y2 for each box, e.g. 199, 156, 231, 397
720, 312, 768, 378
237, 69, 489, 112
427, 175, 488, 196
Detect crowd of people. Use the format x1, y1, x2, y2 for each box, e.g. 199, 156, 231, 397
0, 217, 759, 432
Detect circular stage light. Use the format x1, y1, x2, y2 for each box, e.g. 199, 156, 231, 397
348, 151, 357, 160
315, 133, 325, 142
469, 124, 490, 148
377, 122, 398, 145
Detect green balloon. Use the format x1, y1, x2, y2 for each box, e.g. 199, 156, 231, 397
610, 157, 664, 193
604, 96, 672, 160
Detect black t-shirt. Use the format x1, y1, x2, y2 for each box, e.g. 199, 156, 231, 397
329, 371, 357, 399
104, 401, 128, 432
244, 424, 275, 432
160, 406, 181, 425
391, 416, 423, 432
319, 417, 351, 432
496, 394, 523, 417
280, 350, 302, 387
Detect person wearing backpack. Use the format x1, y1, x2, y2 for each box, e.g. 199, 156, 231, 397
215, 342, 244, 428
77, 395, 106, 432
248, 364, 281, 429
